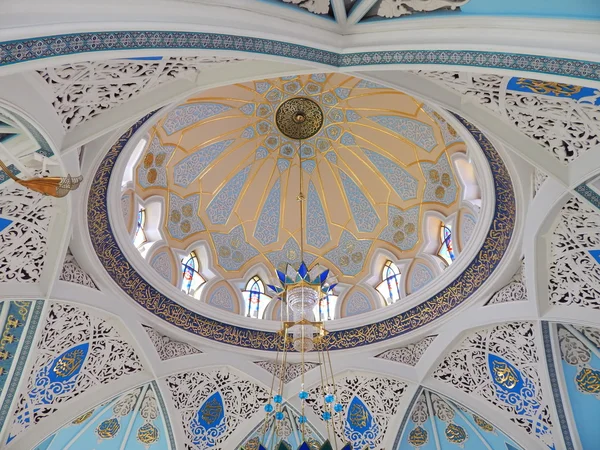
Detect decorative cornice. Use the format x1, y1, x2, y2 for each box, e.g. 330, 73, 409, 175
1, 31, 600, 82
86, 109, 515, 350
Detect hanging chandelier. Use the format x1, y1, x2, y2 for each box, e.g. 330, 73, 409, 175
241, 98, 351, 450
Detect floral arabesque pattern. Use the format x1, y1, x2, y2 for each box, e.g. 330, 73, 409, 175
59, 248, 98, 289
143, 325, 202, 361
376, 335, 436, 366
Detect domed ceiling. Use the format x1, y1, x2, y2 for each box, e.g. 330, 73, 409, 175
129, 73, 469, 282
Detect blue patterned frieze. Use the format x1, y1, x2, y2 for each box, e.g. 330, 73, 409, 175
264, 135, 279, 151
240, 103, 256, 115
343, 292, 372, 317
362, 148, 418, 201
335, 87, 351, 100
266, 237, 317, 273
324, 231, 372, 276
168, 193, 205, 240
328, 108, 344, 123
355, 79, 387, 89
137, 137, 176, 189
241, 127, 255, 139
326, 125, 342, 141
421, 104, 464, 146
254, 179, 281, 246
150, 251, 173, 283
190, 392, 226, 448
378, 205, 420, 251
280, 142, 296, 159
316, 138, 330, 152
368, 115, 437, 151
266, 88, 283, 103
256, 103, 273, 118
162, 103, 230, 135
255, 82, 271, 94
507, 78, 600, 106
310, 73, 327, 83
283, 81, 302, 94
339, 170, 379, 233
302, 160, 316, 173
277, 159, 290, 173
306, 181, 330, 249
211, 225, 259, 271
255, 146, 268, 160
208, 286, 236, 313
173, 139, 234, 188
340, 132, 356, 146
305, 82, 323, 95
346, 110, 361, 122
321, 92, 338, 106
206, 166, 251, 225
420, 154, 458, 205
256, 120, 271, 135
344, 396, 379, 449
0, 301, 34, 394
409, 263, 435, 293
325, 152, 337, 164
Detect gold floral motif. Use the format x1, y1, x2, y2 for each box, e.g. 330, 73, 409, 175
136, 423, 159, 445
445, 423, 467, 444
219, 246, 231, 258
155, 153, 166, 166
392, 215, 405, 228
393, 231, 405, 243
344, 241, 355, 253
339, 255, 350, 267
180, 221, 191, 234
201, 396, 223, 425
230, 237, 242, 249
96, 418, 121, 440
515, 78, 582, 96
473, 415, 494, 432
575, 367, 600, 395
441, 173, 451, 187
429, 169, 440, 183
447, 124, 458, 137
348, 403, 368, 429
408, 426, 428, 446
435, 186, 445, 199
244, 437, 260, 450
232, 251, 244, 263
146, 168, 157, 184
143, 153, 154, 169
287, 249, 297, 260
182, 204, 193, 217
53, 348, 85, 378
404, 223, 415, 234
72, 409, 94, 424
170, 210, 181, 223
351, 252, 363, 263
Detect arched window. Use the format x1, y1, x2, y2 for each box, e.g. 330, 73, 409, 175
315, 293, 338, 321
242, 276, 272, 319
181, 251, 205, 296
438, 224, 455, 265
133, 207, 147, 249
376, 261, 402, 304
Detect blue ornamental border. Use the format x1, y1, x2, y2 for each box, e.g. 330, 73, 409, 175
1, 31, 600, 83
87, 110, 516, 351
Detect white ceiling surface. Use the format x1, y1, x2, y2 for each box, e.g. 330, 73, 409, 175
0, 6, 599, 450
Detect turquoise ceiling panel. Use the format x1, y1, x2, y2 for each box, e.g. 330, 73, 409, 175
339, 170, 379, 233
254, 179, 281, 246
306, 181, 330, 249
362, 148, 418, 201
173, 139, 234, 188
206, 166, 252, 225
162, 103, 230, 135
368, 115, 437, 152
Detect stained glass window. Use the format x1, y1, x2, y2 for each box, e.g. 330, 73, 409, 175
181, 251, 205, 296
438, 224, 455, 265
315, 294, 338, 321
242, 276, 271, 319
376, 261, 401, 304
133, 208, 147, 249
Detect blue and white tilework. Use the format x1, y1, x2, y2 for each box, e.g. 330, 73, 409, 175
363, 148, 418, 200
421, 104, 464, 147
378, 205, 420, 251
324, 230, 372, 276
173, 139, 234, 188
306, 181, 330, 248
420, 154, 458, 205
343, 292, 373, 317
211, 225, 259, 271
409, 263, 435, 293
168, 193, 205, 240
162, 103, 230, 135
150, 251, 174, 283
266, 237, 317, 273
137, 137, 176, 189
207, 286, 236, 312
369, 115, 438, 152
254, 179, 281, 246
206, 166, 251, 225
339, 170, 380, 233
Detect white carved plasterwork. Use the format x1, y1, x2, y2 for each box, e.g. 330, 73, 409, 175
432, 322, 554, 447
306, 374, 408, 449
376, 335, 436, 366
8, 302, 144, 441
0, 183, 53, 283
282, 0, 331, 14
376, 0, 470, 18
534, 168, 548, 196
143, 325, 202, 361
549, 197, 600, 309
39, 56, 244, 130
253, 361, 320, 384
573, 325, 600, 350
486, 260, 527, 305
165, 368, 269, 450
59, 248, 98, 289
416, 71, 600, 164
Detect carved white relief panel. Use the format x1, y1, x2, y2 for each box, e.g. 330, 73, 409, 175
549, 197, 600, 309
165, 368, 269, 450
8, 302, 144, 442
486, 261, 527, 305
0, 183, 53, 283
376, 335, 436, 366
432, 322, 554, 447
59, 248, 98, 289
375, 0, 470, 18
253, 361, 320, 384
306, 374, 408, 449
143, 325, 202, 361
39, 56, 244, 130
534, 168, 548, 196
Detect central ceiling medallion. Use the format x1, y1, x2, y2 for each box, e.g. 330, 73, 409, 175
275, 97, 324, 140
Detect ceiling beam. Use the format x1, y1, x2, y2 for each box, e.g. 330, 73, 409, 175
346, 0, 378, 26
